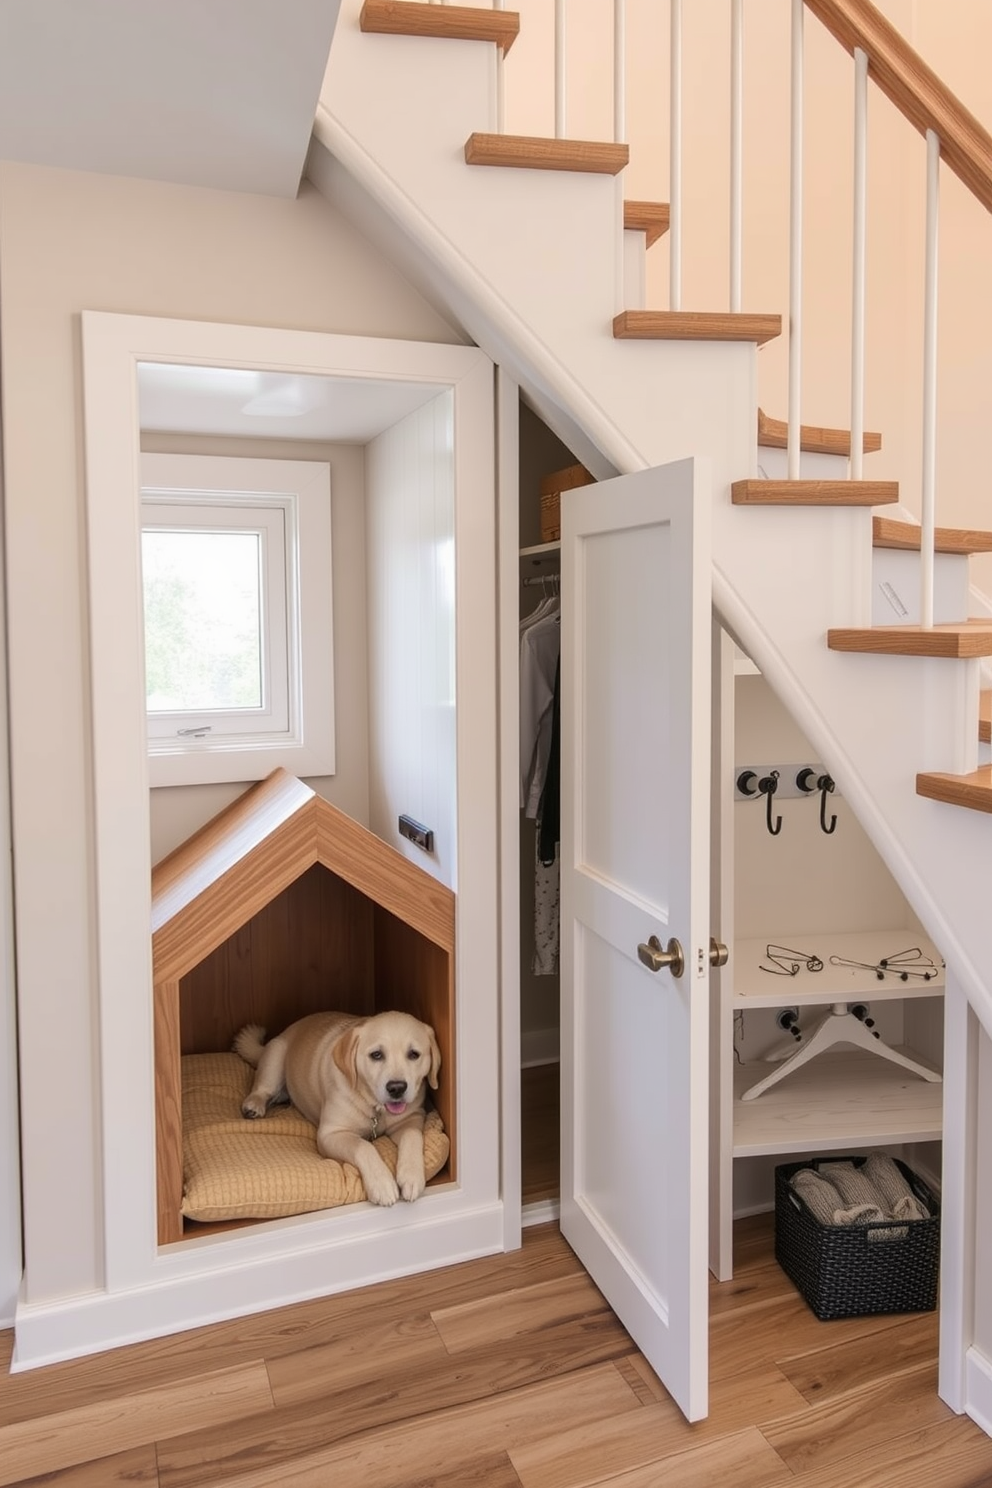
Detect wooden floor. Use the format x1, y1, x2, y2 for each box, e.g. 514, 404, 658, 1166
3, 1214, 992, 1486
3, 1064, 992, 1487
522, 1061, 560, 1206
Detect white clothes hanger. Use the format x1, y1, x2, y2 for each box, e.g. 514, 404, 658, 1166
740, 1003, 942, 1101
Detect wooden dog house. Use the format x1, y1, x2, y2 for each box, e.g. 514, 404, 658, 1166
151, 768, 456, 1244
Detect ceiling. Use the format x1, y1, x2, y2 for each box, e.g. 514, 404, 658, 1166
138, 363, 449, 443
0, 1, 341, 197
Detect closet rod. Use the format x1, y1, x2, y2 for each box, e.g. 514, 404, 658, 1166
522, 573, 560, 588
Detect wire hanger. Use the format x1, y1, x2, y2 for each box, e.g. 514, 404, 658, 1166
759, 943, 824, 977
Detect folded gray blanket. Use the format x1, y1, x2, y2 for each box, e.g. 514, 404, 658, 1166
789, 1156, 930, 1241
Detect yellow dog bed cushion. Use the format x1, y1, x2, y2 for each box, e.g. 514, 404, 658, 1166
181, 1051, 449, 1222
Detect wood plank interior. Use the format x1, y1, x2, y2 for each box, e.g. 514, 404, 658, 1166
4, 1214, 988, 1486
373, 901, 456, 1178
178, 864, 376, 1055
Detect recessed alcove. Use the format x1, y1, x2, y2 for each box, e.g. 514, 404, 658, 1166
151, 767, 456, 1244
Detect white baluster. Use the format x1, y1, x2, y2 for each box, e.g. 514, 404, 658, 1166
670, 0, 683, 311
614, 0, 626, 145
851, 47, 867, 482
730, 0, 743, 313
921, 128, 940, 630
555, 0, 566, 139
494, 0, 505, 135
788, 0, 804, 480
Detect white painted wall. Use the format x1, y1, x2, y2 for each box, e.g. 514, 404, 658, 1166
0, 427, 20, 1326
142, 434, 371, 866
734, 673, 916, 941
365, 393, 457, 888
0, 158, 461, 1310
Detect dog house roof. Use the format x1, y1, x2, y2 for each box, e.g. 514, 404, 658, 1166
151, 767, 454, 985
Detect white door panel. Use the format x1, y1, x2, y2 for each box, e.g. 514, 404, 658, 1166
560, 458, 711, 1422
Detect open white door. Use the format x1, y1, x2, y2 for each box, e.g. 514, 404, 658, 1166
560, 457, 712, 1423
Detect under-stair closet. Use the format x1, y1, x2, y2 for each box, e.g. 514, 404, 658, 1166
516, 398, 948, 1252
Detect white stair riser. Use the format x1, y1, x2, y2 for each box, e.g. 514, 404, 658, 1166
872, 549, 971, 626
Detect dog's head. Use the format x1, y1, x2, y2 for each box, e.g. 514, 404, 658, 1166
331, 1010, 441, 1115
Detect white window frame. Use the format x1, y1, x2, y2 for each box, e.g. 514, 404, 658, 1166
139, 454, 334, 786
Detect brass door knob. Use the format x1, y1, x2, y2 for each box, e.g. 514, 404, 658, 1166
636, 935, 685, 979
709, 938, 729, 968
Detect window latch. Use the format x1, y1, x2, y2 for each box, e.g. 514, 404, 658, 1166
176, 726, 212, 737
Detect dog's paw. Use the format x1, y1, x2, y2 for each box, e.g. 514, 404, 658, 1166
396, 1164, 426, 1203
363, 1169, 400, 1207
241, 1093, 269, 1119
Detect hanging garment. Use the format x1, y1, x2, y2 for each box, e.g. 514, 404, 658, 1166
532, 829, 559, 977
519, 601, 560, 817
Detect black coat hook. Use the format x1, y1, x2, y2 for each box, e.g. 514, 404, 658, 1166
757, 770, 782, 835
796, 767, 837, 834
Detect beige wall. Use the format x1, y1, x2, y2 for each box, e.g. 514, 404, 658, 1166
0, 159, 460, 1304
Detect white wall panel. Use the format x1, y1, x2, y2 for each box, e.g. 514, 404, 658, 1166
365, 393, 456, 888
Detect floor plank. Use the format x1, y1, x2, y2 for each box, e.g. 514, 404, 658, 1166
171, 1363, 641, 1488
11, 1444, 160, 1487
0, 1361, 272, 1487
514, 1423, 792, 1488
0, 1225, 580, 1427
521, 1063, 559, 1206
761, 1362, 955, 1475
767, 1414, 992, 1488
776, 1310, 940, 1402
160, 1315, 635, 1487
431, 1273, 606, 1354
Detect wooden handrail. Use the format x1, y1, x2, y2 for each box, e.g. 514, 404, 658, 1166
804, 0, 992, 213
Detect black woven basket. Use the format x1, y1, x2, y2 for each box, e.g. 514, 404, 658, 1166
774, 1157, 940, 1320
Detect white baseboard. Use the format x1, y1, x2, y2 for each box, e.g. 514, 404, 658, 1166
522, 1197, 560, 1227
966, 1347, 992, 1440
12, 1203, 506, 1372
521, 1027, 559, 1067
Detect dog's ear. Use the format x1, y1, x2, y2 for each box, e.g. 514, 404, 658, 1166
427, 1027, 441, 1090
331, 1025, 361, 1088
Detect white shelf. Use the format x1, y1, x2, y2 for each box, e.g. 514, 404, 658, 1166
520, 541, 560, 559
732, 1048, 943, 1157
732, 928, 944, 1008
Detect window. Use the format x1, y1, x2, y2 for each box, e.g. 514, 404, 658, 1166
140, 454, 334, 786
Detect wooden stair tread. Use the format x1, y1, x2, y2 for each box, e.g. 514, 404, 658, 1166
917, 766, 992, 813
757, 408, 882, 455
732, 479, 898, 507
613, 311, 781, 345
872, 516, 992, 554
465, 134, 628, 174
827, 623, 992, 658
623, 200, 670, 246
982, 690, 992, 744
360, 0, 520, 51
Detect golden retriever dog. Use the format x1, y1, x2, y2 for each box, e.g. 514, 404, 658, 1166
233, 1010, 441, 1207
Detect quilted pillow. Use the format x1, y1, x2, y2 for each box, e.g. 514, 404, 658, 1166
181, 1051, 449, 1222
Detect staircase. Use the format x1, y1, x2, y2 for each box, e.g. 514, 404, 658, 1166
313, 0, 992, 1039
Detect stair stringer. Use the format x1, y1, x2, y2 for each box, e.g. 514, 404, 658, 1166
315, 0, 992, 1045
